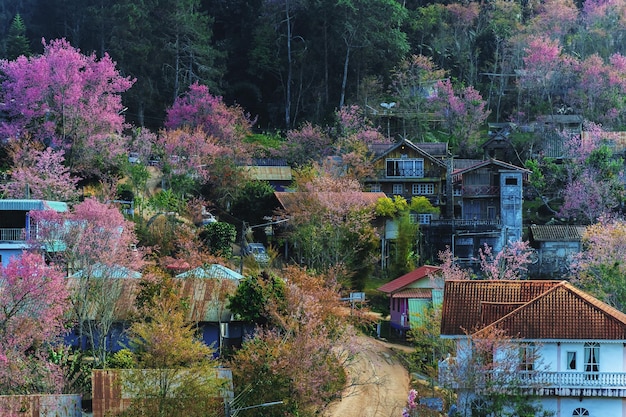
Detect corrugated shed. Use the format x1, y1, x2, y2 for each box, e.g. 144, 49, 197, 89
92, 369, 232, 417
66, 276, 238, 322
442, 280, 626, 340
529, 224, 586, 242
377, 265, 442, 293
0, 394, 81, 417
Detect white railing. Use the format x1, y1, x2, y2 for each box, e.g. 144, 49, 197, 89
521, 371, 626, 388
0, 228, 27, 241
440, 370, 626, 390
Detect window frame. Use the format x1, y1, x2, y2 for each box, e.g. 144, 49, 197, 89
411, 183, 435, 195
566, 351, 577, 370
392, 184, 404, 195
386, 158, 424, 178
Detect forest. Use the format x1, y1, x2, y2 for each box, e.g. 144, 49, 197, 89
1, 0, 625, 135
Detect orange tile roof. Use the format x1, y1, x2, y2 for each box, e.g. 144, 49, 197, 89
377, 265, 442, 293
441, 280, 626, 340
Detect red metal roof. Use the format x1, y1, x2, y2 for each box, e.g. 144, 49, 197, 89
441, 280, 626, 340
377, 265, 442, 293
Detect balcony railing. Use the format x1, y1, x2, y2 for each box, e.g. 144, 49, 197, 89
0, 228, 27, 241
371, 169, 442, 180
462, 185, 500, 196
440, 370, 626, 397
520, 371, 626, 389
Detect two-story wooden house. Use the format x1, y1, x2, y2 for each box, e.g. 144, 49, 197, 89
365, 138, 448, 218
440, 279, 626, 417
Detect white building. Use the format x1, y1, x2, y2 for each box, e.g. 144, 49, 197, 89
0, 199, 68, 266
440, 280, 626, 417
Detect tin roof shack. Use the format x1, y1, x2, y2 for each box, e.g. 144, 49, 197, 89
66, 265, 245, 356
528, 224, 585, 278
377, 265, 443, 337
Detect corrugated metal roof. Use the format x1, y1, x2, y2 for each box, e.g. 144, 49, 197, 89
0, 199, 68, 212
377, 265, 442, 293
70, 264, 142, 279
66, 276, 238, 322
176, 264, 243, 281
529, 224, 586, 242
442, 280, 626, 340
246, 166, 292, 181
391, 288, 432, 299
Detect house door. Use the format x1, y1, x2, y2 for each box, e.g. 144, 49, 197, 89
584, 342, 599, 380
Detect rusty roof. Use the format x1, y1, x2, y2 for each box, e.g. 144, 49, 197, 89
274, 191, 387, 212
441, 280, 626, 340
67, 277, 239, 322
529, 224, 586, 242
377, 265, 442, 293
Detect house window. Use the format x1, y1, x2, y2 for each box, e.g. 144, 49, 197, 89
408, 213, 432, 224
519, 343, 535, 372
412, 183, 434, 195
370, 184, 382, 192
572, 408, 589, 416
566, 352, 577, 370
584, 342, 599, 379
386, 158, 424, 178
505, 177, 518, 185
392, 184, 404, 195
418, 214, 432, 224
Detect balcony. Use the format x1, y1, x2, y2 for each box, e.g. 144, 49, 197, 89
441, 370, 626, 398
371, 169, 442, 181
0, 228, 27, 241
461, 185, 500, 197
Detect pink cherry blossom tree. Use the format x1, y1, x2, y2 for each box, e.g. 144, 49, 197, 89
273, 121, 333, 166
30, 198, 143, 367
165, 82, 253, 150
570, 216, 626, 310
0, 252, 68, 394
1, 144, 81, 201
558, 122, 625, 222
155, 126, 229, 185
478, 241, 534, 280
429, 79, 490, 156
0, 38, 134, 176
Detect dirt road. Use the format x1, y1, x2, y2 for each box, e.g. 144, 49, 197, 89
323, 336, 412, 417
